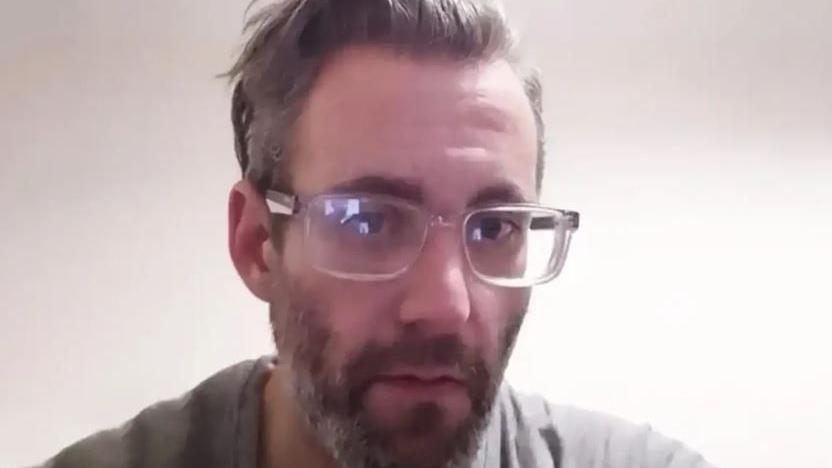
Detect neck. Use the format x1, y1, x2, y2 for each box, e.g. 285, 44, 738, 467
259, 363, 340, 468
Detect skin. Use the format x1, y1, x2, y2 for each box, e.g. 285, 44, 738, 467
229, 45, 540, 467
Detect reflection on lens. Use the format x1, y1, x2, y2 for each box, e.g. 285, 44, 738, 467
307, 196, 426, 277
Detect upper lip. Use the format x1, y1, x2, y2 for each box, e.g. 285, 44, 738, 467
377, 367, 464, 382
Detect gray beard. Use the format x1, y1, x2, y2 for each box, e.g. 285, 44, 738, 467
291, 366, 488, 468
269, 294, 526, 468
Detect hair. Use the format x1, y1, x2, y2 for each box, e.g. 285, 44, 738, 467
226, 0, 545, 194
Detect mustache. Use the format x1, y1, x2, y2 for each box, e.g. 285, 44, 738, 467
346, 333, 477, 379
336, 332, 488, 413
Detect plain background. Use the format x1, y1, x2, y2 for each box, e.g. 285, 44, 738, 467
1, 1, 830, 467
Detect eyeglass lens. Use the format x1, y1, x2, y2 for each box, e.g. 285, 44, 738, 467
305, 195, 564, 284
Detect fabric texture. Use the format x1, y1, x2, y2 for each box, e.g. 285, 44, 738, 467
35, 357, 716, 468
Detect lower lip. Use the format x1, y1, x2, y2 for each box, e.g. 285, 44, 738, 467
372, 376, 465, 398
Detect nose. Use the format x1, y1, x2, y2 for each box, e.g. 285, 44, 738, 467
397, 224, 472, 333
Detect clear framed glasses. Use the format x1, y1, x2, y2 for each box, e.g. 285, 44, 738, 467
265, 190, 579, 288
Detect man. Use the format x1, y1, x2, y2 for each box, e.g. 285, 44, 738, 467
39, 1, 714, 467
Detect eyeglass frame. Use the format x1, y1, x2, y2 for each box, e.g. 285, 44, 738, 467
264, 189, 580, 288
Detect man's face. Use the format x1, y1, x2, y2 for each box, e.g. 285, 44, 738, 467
268, 46, 539, 468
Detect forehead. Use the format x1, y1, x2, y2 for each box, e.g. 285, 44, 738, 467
290, 46, 539, 208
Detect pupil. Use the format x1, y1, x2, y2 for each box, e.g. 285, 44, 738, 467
480, 218, 503, 239
354, 213, 383, 234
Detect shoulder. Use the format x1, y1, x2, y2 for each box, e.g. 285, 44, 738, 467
36, 358, 266, 468
493, 385, 717, 468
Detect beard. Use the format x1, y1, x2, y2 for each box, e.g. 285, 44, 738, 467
269, 280, 526, 468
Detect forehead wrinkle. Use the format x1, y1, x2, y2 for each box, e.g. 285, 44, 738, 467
292, 47, 537, 200
305, 47, 527, 131
461, 100, 515, 135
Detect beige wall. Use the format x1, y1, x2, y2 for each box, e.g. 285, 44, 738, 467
1, 1, 830, 466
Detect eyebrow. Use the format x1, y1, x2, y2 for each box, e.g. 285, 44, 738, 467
327, 175, 423, 202
468, 182, 529, 206
325, 175, 528, 207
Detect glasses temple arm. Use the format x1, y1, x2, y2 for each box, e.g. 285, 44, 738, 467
265, 190, 299, 215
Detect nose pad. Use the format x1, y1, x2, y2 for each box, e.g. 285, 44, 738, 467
421, 214, 469, 275
420, 215, 468, 273
428, 215, 455, 229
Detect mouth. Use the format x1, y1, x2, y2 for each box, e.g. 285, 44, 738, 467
370, 368, 467, 395
376, 375, 461, 385
361, 368, 475, 427
377, 367, 464, 383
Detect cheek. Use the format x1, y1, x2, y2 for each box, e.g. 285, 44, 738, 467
469, 282, 531, 364
322, 282, 405, 374
279, 221, 305, 273
279, 223, 404, 369
297, 281, 402, 372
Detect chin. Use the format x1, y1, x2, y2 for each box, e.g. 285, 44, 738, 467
358, 400, 485, 468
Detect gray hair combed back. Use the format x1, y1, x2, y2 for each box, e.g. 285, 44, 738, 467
227, 0, 545, 193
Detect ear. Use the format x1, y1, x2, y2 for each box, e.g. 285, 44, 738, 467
229, 179, 275, 302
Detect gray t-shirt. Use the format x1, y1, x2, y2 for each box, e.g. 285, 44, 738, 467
37, 357, 715, 468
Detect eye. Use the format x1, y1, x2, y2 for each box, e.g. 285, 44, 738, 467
469, 215, 519, 242
341, 211, 387, 235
